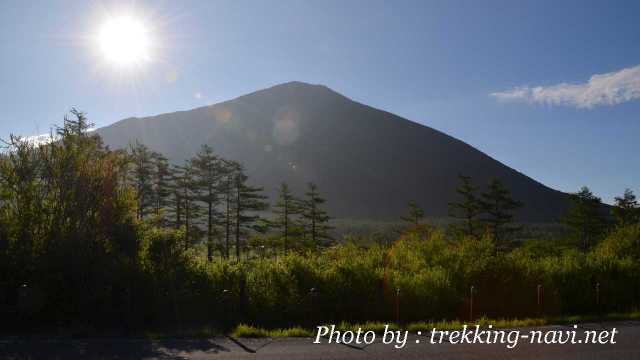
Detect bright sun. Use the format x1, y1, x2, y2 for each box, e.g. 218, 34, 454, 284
98, 16, 151, 66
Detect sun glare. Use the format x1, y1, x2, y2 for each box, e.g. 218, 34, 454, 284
98, 16, 151, 66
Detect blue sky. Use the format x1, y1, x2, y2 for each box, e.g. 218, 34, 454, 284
1, 0, 638, 203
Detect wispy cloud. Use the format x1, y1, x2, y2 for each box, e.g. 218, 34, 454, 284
491, 65, 640, 109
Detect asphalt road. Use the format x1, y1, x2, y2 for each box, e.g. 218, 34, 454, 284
2, 321, 639, 359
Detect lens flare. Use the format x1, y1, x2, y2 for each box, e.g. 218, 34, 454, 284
98, 16, 151, 66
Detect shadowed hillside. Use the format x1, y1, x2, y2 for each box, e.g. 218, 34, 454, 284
97, 81, 570, 221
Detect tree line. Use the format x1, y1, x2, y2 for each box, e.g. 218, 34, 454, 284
401, 175, 639, 252
127, 140, 332, 262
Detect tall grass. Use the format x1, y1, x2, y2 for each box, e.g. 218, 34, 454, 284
135, 226, 640, 330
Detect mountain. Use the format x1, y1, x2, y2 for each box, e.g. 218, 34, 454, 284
96, 81, 570, 221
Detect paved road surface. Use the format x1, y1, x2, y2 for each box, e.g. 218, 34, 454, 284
1, 321, 639, 359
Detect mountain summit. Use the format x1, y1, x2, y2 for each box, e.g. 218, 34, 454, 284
97, 81, 569, 221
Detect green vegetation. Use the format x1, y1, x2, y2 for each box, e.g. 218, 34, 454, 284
232, 324, 313, 338
0, 110, 639, 335
232, 311, 640, 338
401, 200, 425, 227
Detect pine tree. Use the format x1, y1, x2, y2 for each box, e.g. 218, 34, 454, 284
272, 182, 302, 254
58, 108, 93, 136
173, 161, 202, 250
231, 164, 268, 260
448, 175, 481, 239
167, 164, 184, 229
479, 179, 522, 250
613, 189, 639, 226
219, 160, 238, 259
129, 141, 155, 220
563, 186, 607, 251
151, 152, 172, 225
193, 145, 224, 261
301, 183, 333, 247
401, 200, 424, 227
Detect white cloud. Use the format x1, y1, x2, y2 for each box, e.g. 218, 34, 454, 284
24, 133, 55, 146
491, 65, 640, 108
20, 128, 96, 147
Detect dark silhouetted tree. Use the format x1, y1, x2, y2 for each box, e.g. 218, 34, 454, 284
272, 182, 302, 254
301, 183, 333, 247
613, 189, 639, 226
219, 160, 237, 259
231, 164, 268, 260
479, 179, 522, 250
401, 200, 424, 227
449, 175, 481, 239
129, 141, 155, 220
167, 164, 184, 229
193, 145, 224, 261
173, 161, 202, 250
151, 152, 172, 225
563, 186, 607, 251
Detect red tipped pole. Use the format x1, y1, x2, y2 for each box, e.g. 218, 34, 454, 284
469, 285, 475, 321
395, 288, 400, 325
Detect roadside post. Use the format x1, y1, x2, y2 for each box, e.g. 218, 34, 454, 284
222, 289, 231, 331
469, 285, 475, 322
537, 284, 544, 317
395, 287, 400, 326
309, 287, 318, 327
595, 282, 601, 320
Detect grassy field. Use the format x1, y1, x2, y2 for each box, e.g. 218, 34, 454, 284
230, 311, 640, 338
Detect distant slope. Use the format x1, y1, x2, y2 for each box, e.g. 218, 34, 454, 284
97, 81, 570, 221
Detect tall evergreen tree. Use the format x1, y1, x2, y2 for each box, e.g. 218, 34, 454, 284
173, 161, 202, 250
272, 182, 302, 254
231, 164, 268, 260
219, 160, 238, 259
613, 189, 639, 226
151, 152, 172, 225
563, 186, 607, 251
167, 164, 184, 229
58, 108, 93, 136
301, 183, 333, 247
193, 145, 223, 261
448, 175, 481, 239
129, 141, 155, 220
401, 200, 424, 227
479, 179, 522, 249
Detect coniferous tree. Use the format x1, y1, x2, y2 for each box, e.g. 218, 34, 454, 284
479, 179, 522, 250
231, 164, 268, 260
401, 200, 424, 227
173, 161, 202, 250
59, 108, 93, 136
613, 189, 639, 226
301, 183, 333, 247
167, 164, 184, 229
272, 182, 302, 254
563, 186, 607, 251
448, 175, 481, 239
151, 152, 172, 225
193, 145, 223, 261
129, 141, 155, 220
219, 160, 237, 259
